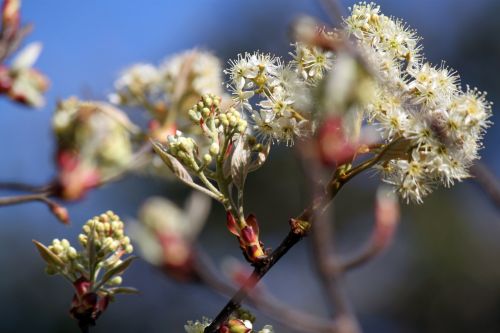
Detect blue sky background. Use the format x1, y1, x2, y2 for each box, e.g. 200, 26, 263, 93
0, 1, 499, 332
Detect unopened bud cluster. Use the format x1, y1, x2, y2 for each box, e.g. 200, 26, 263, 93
35, 211, 134, 284
79, 210, 134, 260
167, 93, 247, 169
45, 238, 78, 275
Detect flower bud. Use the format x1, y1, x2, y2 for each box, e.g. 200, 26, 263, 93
209, 142, 219, 156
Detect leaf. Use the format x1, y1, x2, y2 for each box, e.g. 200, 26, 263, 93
230, 138, 252, 189
151, 140, 194, 185
377, 138, 413, 162
100, 256, 136, 287
108, 287, 140, 295
32, 240, 65, 268
248, 143, 271, 173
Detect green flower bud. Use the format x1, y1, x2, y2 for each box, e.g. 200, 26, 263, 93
203, 154, 212, 164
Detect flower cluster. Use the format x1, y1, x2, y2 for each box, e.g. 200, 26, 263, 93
33, 211, 137, 327
290, 30, 335, 84
52, 97, 137, 199
225, 45, 332, 144
341, 2, 492, 203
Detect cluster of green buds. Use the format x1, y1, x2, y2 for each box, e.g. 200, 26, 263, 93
33, 211, 137, 329
52, 97, 138, 200
162, 93, 248, 174
186, 93, 247, 164
188, 94, 248, 137
78, 210, 134, 258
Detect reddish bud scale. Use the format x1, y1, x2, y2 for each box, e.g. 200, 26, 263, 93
149, 120, 177, 142
373, 193, 400, 252
56, 151, 101, 200
226, 212, 266, 263
1, 0, 20, 36
0, 65, 12, 92
157, 233, 197, 282
70, 277, 110, 326
48, 202, 70, 224
318, 117, 358, 166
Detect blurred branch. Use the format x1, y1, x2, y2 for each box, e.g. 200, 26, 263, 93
471, 162, 500, 209
0, 24, 32, 63
311, 214, 361, 333
204, 225, 307, 333
319, 0, 345, 25
204, 142, 381, 332
0, 181, 54, 193
194, 250, 338, 333
303, 144, 361, 333
0, 192, 50, 206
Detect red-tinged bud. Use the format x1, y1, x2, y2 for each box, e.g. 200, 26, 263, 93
47, 201, 70, 224
7, 68, 49, 108
239, 226, 266, 263
225, 319, 252, 333
73, 277, 91, 297
56, 151, 101, 200
245, 214, 259, 237
0, 65, 11, 92
373, 187, 400, 252
149, 120, 177, 142
240, 226, 257, 244
318, 117, 358, 166
226, 211, 239, 236
2, 0, 20, 36
70, 277, 110, 327
157, 233, 196, 282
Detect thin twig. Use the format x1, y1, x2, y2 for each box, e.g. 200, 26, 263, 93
471, 162, 500, 209
204, 228, 306, 333
319, 0, 345, 25
305, 149, 361, 333
0, 192, 50, 206
0, 181, 54, 193
194, 250, 338, 333
204, 156, 379, 332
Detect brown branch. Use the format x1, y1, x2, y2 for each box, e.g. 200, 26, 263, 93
319, 0, 345, 25
194, 250, 338, 333
0, 192, 50, 206
310, 207, 361, 333
471, 162, 500, 209
204, 153, 380, 332
204, 225, 307, 333
303, 144, 362, 333
0, 181, 54, 193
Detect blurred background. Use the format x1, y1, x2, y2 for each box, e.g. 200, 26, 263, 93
0, 0, 499, 332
